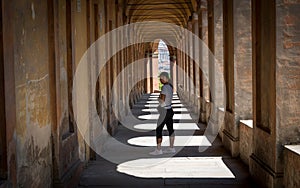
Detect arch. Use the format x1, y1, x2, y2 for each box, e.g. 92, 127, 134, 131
73, 21, 225, 164
126, 0, 194, 27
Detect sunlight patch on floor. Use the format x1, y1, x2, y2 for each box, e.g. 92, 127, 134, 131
141, 107, 188, 112
138, 113, 193, 120
133, 123, 200, 130
171, 103, 185, 107
140, 100, 182, 104
127, 135, 211, 147
141, 103, 186, 108
171, 100, 181, 104
117, 157, 235, 178
173, 108, 188, 112
145, 100, 159, 104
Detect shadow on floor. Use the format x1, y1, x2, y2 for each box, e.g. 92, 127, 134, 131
78, 94, 259, 188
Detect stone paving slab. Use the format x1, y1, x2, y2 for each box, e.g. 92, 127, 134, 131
78, 94, 257, 188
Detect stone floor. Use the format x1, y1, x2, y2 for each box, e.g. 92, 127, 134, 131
78, 93, 258, 188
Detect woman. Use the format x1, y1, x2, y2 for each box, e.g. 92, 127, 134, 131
149, 72, 175, 155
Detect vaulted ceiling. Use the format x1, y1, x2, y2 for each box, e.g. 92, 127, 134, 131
124, 0, 199, 54
126, 0, 198, 26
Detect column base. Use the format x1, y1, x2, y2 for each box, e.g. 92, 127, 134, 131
250, 154, 283, 188
205, 101, 211, 122
217, 108, 225, 141
206, 116, 219, 135
222, 129, 240, 157
199, 98, 210, 123
109, 119, 119, 136
199, 112, 206, 123
133, 93, 138, 104
53, 160, 84, 188
223, 111, 239, 157
183, 91, 189, 103
189, 94, 198, 113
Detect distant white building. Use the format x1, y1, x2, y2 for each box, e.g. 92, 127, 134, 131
158, 40, 170, 74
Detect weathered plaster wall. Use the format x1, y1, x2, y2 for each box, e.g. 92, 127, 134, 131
276, 0, 300, 147
2, 0, 53, 187
233, 0, 252, 120
250, 1, 300, 187
276, 0, 300, 182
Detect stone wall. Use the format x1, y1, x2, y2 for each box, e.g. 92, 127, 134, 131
250, 0, 300, 187
1, 0, 134, 186
276, 0, 300, 145
233, 0, 252, 119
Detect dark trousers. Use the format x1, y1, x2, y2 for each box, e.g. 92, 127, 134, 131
156, 108, 175, 139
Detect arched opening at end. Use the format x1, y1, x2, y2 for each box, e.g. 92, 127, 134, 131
157, 39, 171, 90
147, 39, 173, 93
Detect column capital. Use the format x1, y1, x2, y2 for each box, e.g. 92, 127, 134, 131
187, 20, 193, 31
170, 55, 177, 61
199, 0, 207, 10
192, 12, 198, 21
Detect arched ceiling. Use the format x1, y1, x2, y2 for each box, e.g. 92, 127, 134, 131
125, 0, 199, 45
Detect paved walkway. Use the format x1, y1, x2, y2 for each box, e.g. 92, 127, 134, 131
79, 93, 257, 188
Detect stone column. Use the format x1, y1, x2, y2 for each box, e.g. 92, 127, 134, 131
120, 40, 126, 116
134, 46, 138, 100
128, 46, 133, 108
250, 0, 300, 187
199, 1, 210, 123
192, 12, 200, 113
182, 39, 186, 98
198, 6, 204, 122
202, 0, 225, 135
222, 0, 252, 157
212, 0, 225, 138
206, 0, 219, 135
170, 55, 177, 92
172, 56, 177, 93
136, 46, 140, 97
180, 37, 186, 98
2, 0, 54, 186
188, 20, 194, 106
143, 52, 147, 94
2, 1, 17, 186
152, 51, 159, 91
184, 28, 189, 101
181, 40, 186, 98
182, 42, 185, 95
208, 0, 215, 103
149, 52, 153, 93
176, 47, 183, 94
145, 52, 149, 93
